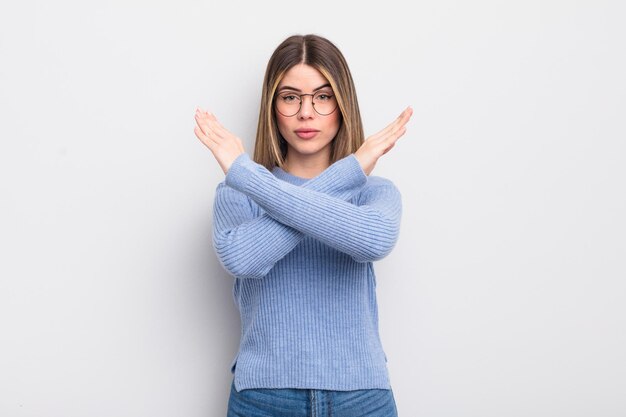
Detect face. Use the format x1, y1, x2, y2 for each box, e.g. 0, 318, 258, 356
275, 64, 341, 166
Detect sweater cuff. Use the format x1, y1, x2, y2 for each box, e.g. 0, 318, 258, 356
225, 153, 255, 192
342, 154, 368, 185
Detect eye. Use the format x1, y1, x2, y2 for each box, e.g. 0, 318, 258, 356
315, 93, 334, 101
280, 94, 299, 103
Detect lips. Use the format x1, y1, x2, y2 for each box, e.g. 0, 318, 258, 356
295, 129, 319, 139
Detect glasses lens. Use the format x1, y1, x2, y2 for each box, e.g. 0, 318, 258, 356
313, 91, 337, 115
276, 94, 301, 117
275, 92, 338, 116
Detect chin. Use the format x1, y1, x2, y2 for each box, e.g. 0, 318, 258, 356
286, 140, 332, 155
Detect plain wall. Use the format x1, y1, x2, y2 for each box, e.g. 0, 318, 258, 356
1, 0, 624, 416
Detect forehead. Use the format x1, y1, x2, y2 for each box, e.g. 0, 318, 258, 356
278, 64, 330, 90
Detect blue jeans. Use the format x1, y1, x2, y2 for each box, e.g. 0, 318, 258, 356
227, 379, 399, 416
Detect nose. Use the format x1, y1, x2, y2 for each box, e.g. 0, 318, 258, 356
298, 95, 315, 119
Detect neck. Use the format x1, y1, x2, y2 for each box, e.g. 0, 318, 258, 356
283, 152, 331, 179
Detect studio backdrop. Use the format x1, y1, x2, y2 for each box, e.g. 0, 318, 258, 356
1, 1, 624, 416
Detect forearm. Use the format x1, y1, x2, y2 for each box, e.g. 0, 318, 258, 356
225, 154, 402, 263
213, 153, 368, 278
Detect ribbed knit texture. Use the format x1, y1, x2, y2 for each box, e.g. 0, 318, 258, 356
212, 152, 402, 392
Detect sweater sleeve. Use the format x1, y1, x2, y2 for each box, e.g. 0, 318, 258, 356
225, 153, 402, 264
212, 153, 368, 279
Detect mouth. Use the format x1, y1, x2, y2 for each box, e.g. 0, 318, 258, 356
294, 129, 320, 139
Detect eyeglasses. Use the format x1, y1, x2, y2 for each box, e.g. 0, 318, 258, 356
274, 90, 338, 117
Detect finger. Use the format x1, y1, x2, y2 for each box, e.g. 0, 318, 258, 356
392, 106, 412, 125
382, 142, 396, 155
204, 111, 231, 139
379, 126, 407, 150
209, 113, 235, 139
195, 109, 220, 137
196, 111, 224, 140
195, 112, 214, 138
373, 117, 408, 148
369, 116, 401, 141
194, 126, 217, 148
195, 109, 228, 144
369, 107, 412, 142
383, 108, 412, 140
379, 123, 406, 156
195, 108, 209, 124
393, 107, 413, 130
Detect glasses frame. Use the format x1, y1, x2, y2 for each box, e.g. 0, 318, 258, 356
274, 91, 338, 117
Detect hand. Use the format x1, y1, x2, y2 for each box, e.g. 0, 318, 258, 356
354, 106, 413, 175
194, 107, 246, 174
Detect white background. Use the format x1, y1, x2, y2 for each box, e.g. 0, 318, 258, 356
1, 1, 624, 416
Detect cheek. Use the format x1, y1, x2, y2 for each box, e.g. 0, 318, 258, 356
327, 114, 341, 137
276, 114, 290, 137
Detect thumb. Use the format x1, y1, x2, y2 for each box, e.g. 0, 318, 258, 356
382, 143, 396, 155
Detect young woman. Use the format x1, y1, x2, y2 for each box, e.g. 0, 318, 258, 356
194, 34, 412, 416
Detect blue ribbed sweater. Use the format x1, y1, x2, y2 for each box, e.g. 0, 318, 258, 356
212, 152, 402, 392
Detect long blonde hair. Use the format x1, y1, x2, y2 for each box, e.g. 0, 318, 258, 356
253, 34, 365, 170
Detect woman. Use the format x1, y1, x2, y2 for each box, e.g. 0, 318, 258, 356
194, 34, 412, 416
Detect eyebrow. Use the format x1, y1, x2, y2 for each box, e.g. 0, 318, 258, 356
277, 83, 332, 93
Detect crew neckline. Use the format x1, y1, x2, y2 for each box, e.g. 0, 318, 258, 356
271, 166, 312, 185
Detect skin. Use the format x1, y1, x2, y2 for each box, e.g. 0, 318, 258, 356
274, 64, 342, 179
193, 66, 413, 177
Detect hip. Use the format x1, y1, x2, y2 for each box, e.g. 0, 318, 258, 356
227, 379, 398, 417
